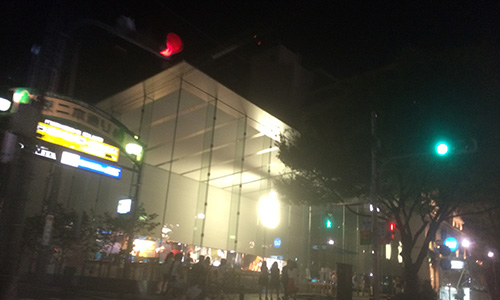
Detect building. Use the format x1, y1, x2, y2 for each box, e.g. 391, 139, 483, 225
96, 61, 306, 264
9, 60, 315, 275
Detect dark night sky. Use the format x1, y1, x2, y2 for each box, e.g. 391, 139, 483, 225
1, 1, 500, 100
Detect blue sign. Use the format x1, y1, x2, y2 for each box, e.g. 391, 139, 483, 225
60, 151, 122, 178
273, 238, 282, 248
444, 237, 459, 252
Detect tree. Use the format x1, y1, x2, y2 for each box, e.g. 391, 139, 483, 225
22, 203, 160, 268
95, 203, 160, 259
22, 204, 98, 274
461, 198, 500, 300
275, 44, 500, 299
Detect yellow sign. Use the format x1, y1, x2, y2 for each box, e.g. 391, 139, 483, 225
36, 120, 119, 162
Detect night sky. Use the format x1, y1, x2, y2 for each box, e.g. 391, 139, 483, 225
1, 1, 500, 101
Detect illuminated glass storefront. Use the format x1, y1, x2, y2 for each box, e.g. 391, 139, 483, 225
92, 62, 305, 263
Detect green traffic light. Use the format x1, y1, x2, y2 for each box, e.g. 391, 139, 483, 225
13, 88, 31, 104
326, 218, 332, 228
436, 142, 449, 156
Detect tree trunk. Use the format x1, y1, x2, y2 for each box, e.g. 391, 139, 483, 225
402, 263, 420, 300
485, 262, 500, 300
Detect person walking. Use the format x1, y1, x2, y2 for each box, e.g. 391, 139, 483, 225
157, 252, 174, 294
288, 261, 299, 299
269, 262, 281, 300
189, 255, 208, 300
165, 252, 186, 299
281, 260, 291, 300
258, 261, 269, 300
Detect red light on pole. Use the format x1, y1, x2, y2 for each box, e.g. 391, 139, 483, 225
160, 33, 183, 57
389, 222, 396, 239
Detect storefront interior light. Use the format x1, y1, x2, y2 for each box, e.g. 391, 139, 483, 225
131, 239, 156, 257
256, 146, 279, 155
162, 226, 172, 234
258, 191, 280, 228
398, 242, 403, 263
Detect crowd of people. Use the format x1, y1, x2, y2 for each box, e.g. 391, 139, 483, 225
155, 254, 300, 300
258, 260, 299, 300
156, 253, 228, 299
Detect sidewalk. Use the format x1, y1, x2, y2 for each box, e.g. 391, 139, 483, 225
14, 283, 373, 300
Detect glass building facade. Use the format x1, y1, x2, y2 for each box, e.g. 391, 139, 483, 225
94, 61, 307, 261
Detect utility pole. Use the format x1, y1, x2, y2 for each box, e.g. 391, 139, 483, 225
370, 111, 380, 300
0, 97, 44, 298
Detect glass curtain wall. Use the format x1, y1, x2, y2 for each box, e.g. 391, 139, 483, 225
96, 62, 302, 260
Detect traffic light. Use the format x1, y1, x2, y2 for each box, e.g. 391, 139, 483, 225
325, 217, 333, 229
160, 33, 183, 57
435, 142, 449, 156
381, 220, 396, 244
388, 221, 396, 240
438, 244, 452, 270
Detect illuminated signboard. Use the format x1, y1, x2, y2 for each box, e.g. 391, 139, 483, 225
37, 119, 119, 162
444, 237, 459, 252
117, 199, 132, 214
42, 95, 143, 162
34, 145, 57, 160
60, 151, 121, 178
450, 260, 465, 270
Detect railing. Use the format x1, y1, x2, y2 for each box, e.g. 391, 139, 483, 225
82, 260, 162, 281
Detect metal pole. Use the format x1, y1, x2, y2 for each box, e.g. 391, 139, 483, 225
123, 162, 142, 280
308, 206, 312, 269
342, 205, 346, 263
370, 111, 380, 300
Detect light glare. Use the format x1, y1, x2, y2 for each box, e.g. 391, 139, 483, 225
0, 97, 11, 112
258, 191, 280, 228
436, 143, 449, 155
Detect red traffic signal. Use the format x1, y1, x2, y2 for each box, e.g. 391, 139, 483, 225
160, 33, 183, 57
388, 221, 396, 240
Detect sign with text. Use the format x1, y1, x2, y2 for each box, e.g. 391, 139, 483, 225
37, 119, 119, 162
60, 151, 122, 178
42, 95, 142, 162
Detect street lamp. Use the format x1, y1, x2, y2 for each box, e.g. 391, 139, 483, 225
122, 139, 145, 280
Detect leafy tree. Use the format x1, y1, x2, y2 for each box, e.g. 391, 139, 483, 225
461, 200, 500, 299
95, 203, 160, 259
22, 203, 98, 273
276, 44, 500, 299
22, 203, 160, 268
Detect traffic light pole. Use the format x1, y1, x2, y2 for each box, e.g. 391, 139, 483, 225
0, 102, 43, 298
370, 111, 380, 300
